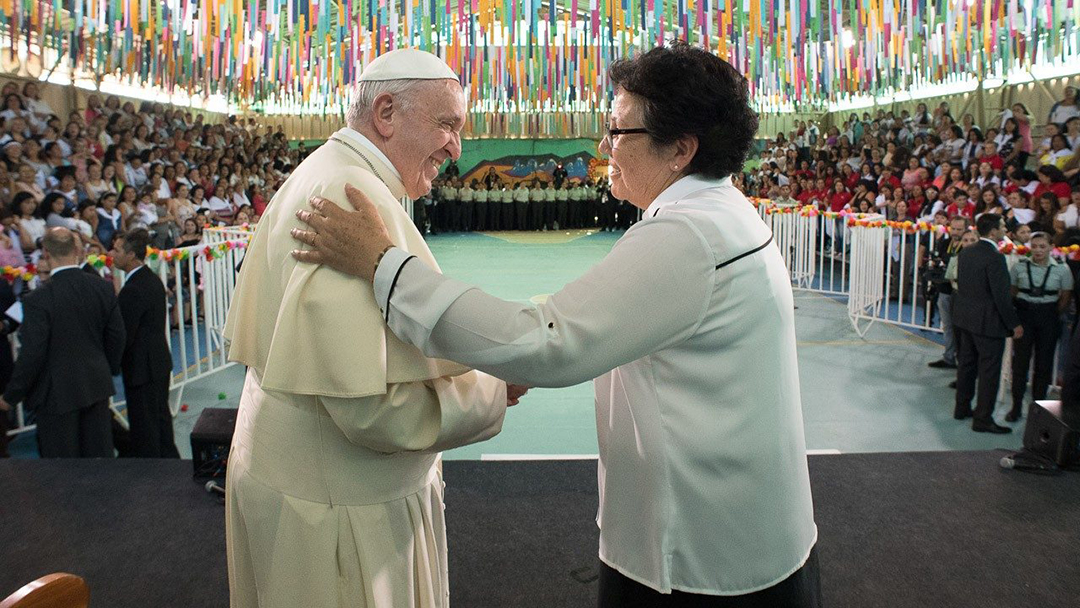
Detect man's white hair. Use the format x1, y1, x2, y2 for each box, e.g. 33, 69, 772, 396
345, 79, 428, 129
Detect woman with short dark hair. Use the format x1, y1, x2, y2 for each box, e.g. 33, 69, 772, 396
294, 41, 820, 608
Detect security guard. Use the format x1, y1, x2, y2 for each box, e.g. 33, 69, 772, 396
1009, 231, 1073, 422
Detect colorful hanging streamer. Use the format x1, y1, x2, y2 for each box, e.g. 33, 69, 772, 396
1, 1, 1077, 133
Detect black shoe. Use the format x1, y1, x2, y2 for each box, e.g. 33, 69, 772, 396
928, 359, 958, 369
972, 422, 1012, 434
948, 380, 957, 389
954, 411, 972, 420
1005, 410, 1023, 423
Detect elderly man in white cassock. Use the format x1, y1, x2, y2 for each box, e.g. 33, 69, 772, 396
222, 49, 523, 608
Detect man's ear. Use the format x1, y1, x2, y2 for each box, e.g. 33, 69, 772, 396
371, 93, 397, 139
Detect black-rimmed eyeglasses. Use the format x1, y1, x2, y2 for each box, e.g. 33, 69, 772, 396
606, 127, 649, 140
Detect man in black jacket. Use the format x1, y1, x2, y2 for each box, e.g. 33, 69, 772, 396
112, 228, 179, 458
952, 213, 1022, 434
0, 228, 125, 457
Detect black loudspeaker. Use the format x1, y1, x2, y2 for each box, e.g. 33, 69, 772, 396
190, 407, 238, 480
1023, 401, 1080, 467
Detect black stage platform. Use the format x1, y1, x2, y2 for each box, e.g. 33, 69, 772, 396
1, 451, 1078, 607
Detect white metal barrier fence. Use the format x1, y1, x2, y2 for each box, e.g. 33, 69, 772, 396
845, 219, 889, 337
753, 204, 878, 298
752, 202, 952, 337
6, 233, 252, 438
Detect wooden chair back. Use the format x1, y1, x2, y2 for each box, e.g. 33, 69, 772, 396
0, 573, 89, 608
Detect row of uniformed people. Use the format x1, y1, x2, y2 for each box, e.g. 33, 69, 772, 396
413, 178, 640, 233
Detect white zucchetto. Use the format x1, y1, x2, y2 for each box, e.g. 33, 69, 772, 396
358, 48, 459, 82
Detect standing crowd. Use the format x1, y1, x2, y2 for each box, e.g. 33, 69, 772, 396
416, 162, 640, 233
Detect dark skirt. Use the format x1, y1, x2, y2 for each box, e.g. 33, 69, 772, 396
598, 546, 821, 608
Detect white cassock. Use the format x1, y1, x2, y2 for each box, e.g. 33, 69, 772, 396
372, 174, 818, 595
222, 121, 507, 605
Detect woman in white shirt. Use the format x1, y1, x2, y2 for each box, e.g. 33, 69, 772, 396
20, 82, 53, 126
0, 94, 33, 126
1062, 116, 1080, 152
1007, 191, 1037, 226
169, 184, 198, 225
12, 192, 45, 257
231, 186, 252, 211
83, 161, 115, 201
43, 193, 93, 240
1048, 86, 1080, 126
293, 44, 819, 607
206, 180, 237, 223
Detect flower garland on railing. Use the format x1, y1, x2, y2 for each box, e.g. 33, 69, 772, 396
750, 199, 880, 222
87, 254, 113, 269
0, 240, 251, 283
1000, 243, 1080, 261
147, 239, 249, 263
1, 265, 36, 283
845, 217, 949, 235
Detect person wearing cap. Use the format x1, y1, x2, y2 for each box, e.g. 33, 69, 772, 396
293, 43, 820, 607
222, 49, 519, 608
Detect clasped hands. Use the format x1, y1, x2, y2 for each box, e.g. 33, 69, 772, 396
290, 184, 531, 409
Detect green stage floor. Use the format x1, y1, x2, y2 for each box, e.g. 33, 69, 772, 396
6, 230, 1029, 459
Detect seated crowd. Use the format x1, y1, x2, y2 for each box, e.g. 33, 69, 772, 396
738, 90, 1080, 242
0, 79, 299, 277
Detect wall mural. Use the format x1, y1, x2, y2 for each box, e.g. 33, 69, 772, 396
455, 138, 608, 186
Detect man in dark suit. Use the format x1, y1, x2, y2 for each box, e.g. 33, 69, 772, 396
111, 228, 179, 458
0, 228, 126, 457
952, 213, 1022, 434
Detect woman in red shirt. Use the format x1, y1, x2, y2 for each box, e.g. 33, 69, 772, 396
1033, 165, 1072, 202
841, 164, 860, 189
906, 185, 926, 219
828, 180, 853, 212
252, 187, 269, 217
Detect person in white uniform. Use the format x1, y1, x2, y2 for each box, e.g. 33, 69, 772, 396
290, 43, 819, 607
222, 49, 525, 608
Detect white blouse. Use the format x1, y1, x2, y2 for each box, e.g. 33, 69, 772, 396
372, 174, 817, 595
